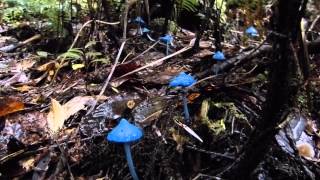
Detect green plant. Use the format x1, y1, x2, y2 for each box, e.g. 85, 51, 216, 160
177, 0, 199, 12
2, 0, 81, 35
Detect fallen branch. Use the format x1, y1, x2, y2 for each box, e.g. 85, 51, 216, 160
0, 34, 41, 52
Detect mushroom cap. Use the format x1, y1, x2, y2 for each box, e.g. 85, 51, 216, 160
142, 27, 150, 33
133, 16, 145, 25
169, 72, 196, 88
245, 26, 259, 37
212, 51, 226, 61
107, 119, 143, 144
159, 34, 173, 44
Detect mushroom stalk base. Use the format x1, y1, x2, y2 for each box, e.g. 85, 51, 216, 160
182, 90, 190, 124
166, 42, 169, 55
124, 144, 139, 180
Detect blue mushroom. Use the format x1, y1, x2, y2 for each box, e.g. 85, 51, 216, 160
133, 17, 146, 35
142, 27, 150, 34
141, 27, 155, 41
159, 34, 174, 55
169, 72, 196, 88
245, 26, 259, 37
169, 72, 196, 124
212, 51, 226, 75
212, 51, 226, 61
133, 16, 145, 26
107, 119, 143, 180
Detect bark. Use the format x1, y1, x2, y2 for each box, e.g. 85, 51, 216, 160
225, 0, 308, 179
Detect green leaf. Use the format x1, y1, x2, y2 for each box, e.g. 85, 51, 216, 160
86, 52, 102, 58
90, 58, 110, 64
67, 48, 84, 55
85, 40, 96, 49
58, 48, 83, 61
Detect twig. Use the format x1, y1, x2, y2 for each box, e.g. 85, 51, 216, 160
126, 40, 160, 63
86, 41, 126, 115
113, 44, 192, 81
185, 145, 235, 160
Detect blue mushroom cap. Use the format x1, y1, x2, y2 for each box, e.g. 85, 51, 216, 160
159, 34, 173, 44
245, 26, 258, 37
107, 119, 143, 144
169, 72, 196, 88
212, 51, 226, 61
142, 27, 150, 33
133, 16, 145, 25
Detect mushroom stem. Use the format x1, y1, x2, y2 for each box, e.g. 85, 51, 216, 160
146, 34, 155, 41
138, 25, 142, 35
166, 42, 169, 55
213, 62, 221, 75
124, 144, 139, 180
182, 90, 190, 124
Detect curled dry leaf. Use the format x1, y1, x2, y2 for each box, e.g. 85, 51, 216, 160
47, 96, 95, 133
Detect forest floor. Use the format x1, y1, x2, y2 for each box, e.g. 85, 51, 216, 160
1, 7, 320, 180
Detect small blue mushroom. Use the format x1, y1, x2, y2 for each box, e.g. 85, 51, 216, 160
212, 51, 226, 61
159, 34, 174, 55
142, 27, 150, 34
107, 119, 143, 180
133, 16, 145, 26
133, 17, 146, 35
169, 72, 196, 124
245, 26, 259, 37
212, 51, 226, 74
141, 27, 155, 41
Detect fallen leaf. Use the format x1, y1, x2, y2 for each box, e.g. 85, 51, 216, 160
47, 99, 66, 133
47, 96, 95, 133
63, 96, 94, 118
36, 61, 56, 72
0, 97, 24, 117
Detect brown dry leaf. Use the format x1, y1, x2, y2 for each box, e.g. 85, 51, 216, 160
63, 96, 94, 118
0, 97, 25, 117
47, 96, 94, 133
47, 98, 66, 133
36, 61, 56, 72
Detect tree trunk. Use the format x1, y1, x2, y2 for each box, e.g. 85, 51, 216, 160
225, 0, 308, 179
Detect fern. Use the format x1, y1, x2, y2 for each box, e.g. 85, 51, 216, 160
179, 0, 199, 12
58, 48, 84, 61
